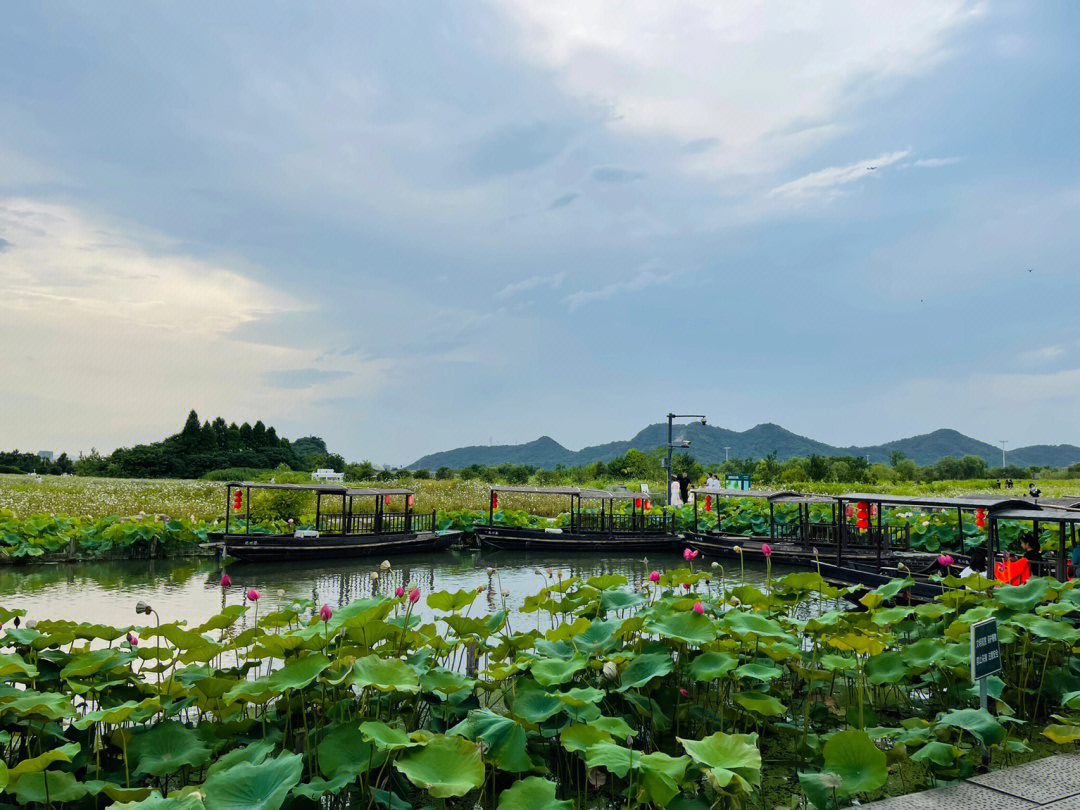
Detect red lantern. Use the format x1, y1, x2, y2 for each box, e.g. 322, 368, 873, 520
233, 491, 243, 510
975, 508, 986, 528
383, 494, 392, 506
644, 500, 652, 511
845, 504, 854, 518
634, 498, 642, 509
407, 494, 415, 508
705, 495, 712, 513
491, 492, 499, 510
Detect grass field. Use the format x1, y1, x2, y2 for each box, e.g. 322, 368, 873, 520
1, 473, 1077, 520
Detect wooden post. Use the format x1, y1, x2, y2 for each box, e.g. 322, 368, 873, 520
245, 485, 251, 534
314, 492, 321, 534
224, 485, 230, 536
1059, 520, 1067, 581
876, 499, 883, 570
836, 499, 844, 566
768, 501, 775, 541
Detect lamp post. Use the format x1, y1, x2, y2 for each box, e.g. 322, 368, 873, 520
665, 412, 707, 506
999, 440, 1007, 469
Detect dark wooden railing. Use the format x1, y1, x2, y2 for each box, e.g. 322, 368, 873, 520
575, 513, 669, 534
316, 511, 435, 535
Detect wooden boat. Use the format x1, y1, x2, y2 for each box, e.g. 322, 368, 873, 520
473, 486, 679, 552
209, 483, 461, 563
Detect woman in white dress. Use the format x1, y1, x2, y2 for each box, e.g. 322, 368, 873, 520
669, 475, 683, 507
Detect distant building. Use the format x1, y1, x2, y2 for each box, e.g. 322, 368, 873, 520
37, 451, 54, 462
311, 468, 344, 482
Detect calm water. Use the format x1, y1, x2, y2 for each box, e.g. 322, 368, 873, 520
0, 549, 783, 628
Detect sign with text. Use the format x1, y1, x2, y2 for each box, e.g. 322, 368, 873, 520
970, 618, 1001, 681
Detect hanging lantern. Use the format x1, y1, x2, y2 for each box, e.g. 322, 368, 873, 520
705, 495, 712, 513
491, 492, 499, 510
233, 491, 243, 510
856, 501, 869, 530
871, 504, 878, 518
644, 500, 651, 511
845, 504, 854, 519
975, 508, 986, 529
634, 498, 642, 509
406, 494, 415, 508
383, 494, 392, 506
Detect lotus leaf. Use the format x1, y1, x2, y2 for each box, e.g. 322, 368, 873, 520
497, 776, 574, 810
426, 589, 479, 612
361, 720, 419, 751
646, 611, 717, 645
822, 729, 887, 795
352, 655, 420, 693
616, 652, 674, 691
202, 752, 303, 810
910, 741, 959, 767
450, 709, 532, 772
318, 721, 387, 779
112, 794, 207, 809
8, 742, 79, 778
936, 708, 1006, 747
0, 653, 36, 680
131, 721, 211, 777
12, 771, 88, 805
560, 723, 610, 754
679, 731, 761, 790
733, 691, 785, 717
689, 651, 738, 681
394, 735, 485, 798
720, 611, 787, 641
864, 652, 907, 685
734, 662, 782, 682
204, 739, 275, 779
994, 578, 1051, 611
1043, 724, 1080, 744
530, 655, 587, 687
583, 743, 689, 807
510, 687, 564, 723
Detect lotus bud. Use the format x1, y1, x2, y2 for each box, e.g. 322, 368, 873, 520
477, 585, 486, 593
679, 688, 690, 698
395, 586, 405, 597
729, 596, 741, 606
409, 588, 421, 604
127, 632, 138, 646
319, 604, 333, 622
545, 567, 554, 577
711, 561, 719, 569
602, 661, 618, 681
937, 554, 955, 567
380, 560, 392, 571
220, 574, 231, 588
682, 582, 691, 590
486, 567, 496, 575
247, 589, 261, 601
649, 571, 660, 582
733, 546, 743, 554
502, 589, 510, 597
276, 589, 285, 598
761, 543, 772, 557
25, 619, 37, 630
370, 572, 379, 582
683, 548, 699, 561
693, 601, 705, 614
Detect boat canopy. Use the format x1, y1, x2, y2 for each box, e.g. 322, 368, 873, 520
837, 493, 1035, 512
226, 481, 347, 493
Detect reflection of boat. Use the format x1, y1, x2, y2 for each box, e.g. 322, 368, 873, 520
473, 487, 679, 552
208, 483, 461, 563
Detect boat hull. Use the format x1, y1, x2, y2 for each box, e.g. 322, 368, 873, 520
474, 525, 678, 552
214, 530, 461, 562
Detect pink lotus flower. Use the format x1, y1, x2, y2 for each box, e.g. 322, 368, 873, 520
682, 582, 691, 590
220, 574, 231, 588
692, 601, 705, 614
649, 571, 660, 582
395, 586, 404, 598
127, 632, 138, 646
761, 543, 772, 558
683, 548, 699, 561
409, 588, 421, 604
679, 688, 689, 698
938, 555, 954, 567
319, 604, 333, 622
246, 589, 260, 602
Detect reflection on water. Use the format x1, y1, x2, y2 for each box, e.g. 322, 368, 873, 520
0, 549, 789, 629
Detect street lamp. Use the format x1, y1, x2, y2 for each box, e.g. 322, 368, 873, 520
665, 412, 707, 506
999, 440, 1007, 469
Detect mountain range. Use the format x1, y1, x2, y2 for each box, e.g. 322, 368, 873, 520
409, 423, 1080, 470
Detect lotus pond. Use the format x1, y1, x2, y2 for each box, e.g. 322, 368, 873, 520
2, 548, 1080, 810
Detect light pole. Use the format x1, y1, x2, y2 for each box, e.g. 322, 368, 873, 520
999, 440, 1007, 469
723, 446, 730, 463
665, 412, 707, 505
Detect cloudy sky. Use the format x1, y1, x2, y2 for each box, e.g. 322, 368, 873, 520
2, 1, 1079, 464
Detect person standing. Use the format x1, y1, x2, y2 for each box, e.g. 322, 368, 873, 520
679, 473, 690, 505
669, 474, 683, 507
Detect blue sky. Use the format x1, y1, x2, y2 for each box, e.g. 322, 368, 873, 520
2, 1, 1079, 464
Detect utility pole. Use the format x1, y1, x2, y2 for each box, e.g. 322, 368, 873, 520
999, 440, 1007, 468
665, 412, 707, 505
723, 446, 730, 463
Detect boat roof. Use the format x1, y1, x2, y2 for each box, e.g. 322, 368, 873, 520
345, 487, 414, 497
837, 493, 1033, 511
226, 482, 414, 497
768, 491, 836, 504
579, 488, 650, 501
490, 485, 580, 496
690, 487, 778, 500
992, 507, 1080, 523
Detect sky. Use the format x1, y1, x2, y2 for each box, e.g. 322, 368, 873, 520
2, 1, 1079, 465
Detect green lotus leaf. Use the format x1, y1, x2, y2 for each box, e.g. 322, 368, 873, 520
352, 655, 420, 693
560, 723, 610, 754
0, 653, 37, 680
1043, 724, 1080, 745
734, 662, 782, 682
870, 606, 914, 627
689, 652, 738, 681
74, 698, 161, 729
59, 648, 127, 679
225, 653, 330, 703
552, 686, 605, 707
202, 752, 303, 810
733, 691, 785, 717
993, 578, 1050, 611
12, 771, 87, 805
719, 611, 787, 641
911, 741, 959, 767
900, 638, 944, 669
646, 611, 716, 645
936, 708, 1006, 747
360, 721, 419, 751
130, 721, 211, 777
679, 731, 761, 790
510, 688, 564, 723
426, 589, 479, 612
450, 709, 532, 772
204, 739, 276, 779
593, 715, 636, 739
0, 690, 75, 721
601, 590, 647, 612
864, 652, 907, 685
318, 721, 387, 779
394, 735, 485, 798
530, 655, 587, 687
497, 776, 574, 810
584, 743, 688, 808
616, 652, 674, 691
111, 793, 206, 809
9, 742, 80, 778
419, 666, 476, 696
291, 773, 354, 800
822, 729, 887, 795
798, 770, 842, 808
370, 787, 411, 810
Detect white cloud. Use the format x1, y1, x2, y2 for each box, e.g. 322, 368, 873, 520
767, 151, 910, 201
564, 264, 676, 311
912, 156, 963, 167
1019, 345, 1066, 364
0, 199, 384, 452
496, 271, 566, 299
498, 1, 982, 174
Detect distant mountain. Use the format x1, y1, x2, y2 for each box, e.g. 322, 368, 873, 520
409, 423, 1080, 470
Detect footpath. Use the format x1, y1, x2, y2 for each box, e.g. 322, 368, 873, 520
863, 752, 1080, 809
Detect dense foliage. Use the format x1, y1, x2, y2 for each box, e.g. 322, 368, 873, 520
2, 565, 1080, 809
0, 451, 74, 476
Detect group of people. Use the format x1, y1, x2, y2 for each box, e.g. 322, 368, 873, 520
667, 471, 726, 507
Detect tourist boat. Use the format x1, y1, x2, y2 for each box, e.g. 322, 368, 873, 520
473, 486, 679, 552
210, 482, 460, 562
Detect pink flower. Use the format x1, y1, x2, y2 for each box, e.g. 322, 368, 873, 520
679, 688, 689, 698
395, 586, 404, 597
648, 571, 660, 582
127, 632, 138, 646
938, 555, 955, 567
682, 582, 691, 590
409, 588, 421, 604
693, 601, 704, 614
683, 548, 699, 561
220, 574, 231, 588
246, 589, 260, 602
319, 604, 333, 622
761, 543, 772, 558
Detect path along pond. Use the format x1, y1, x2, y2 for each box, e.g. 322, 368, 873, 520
2, 548, 790, 628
